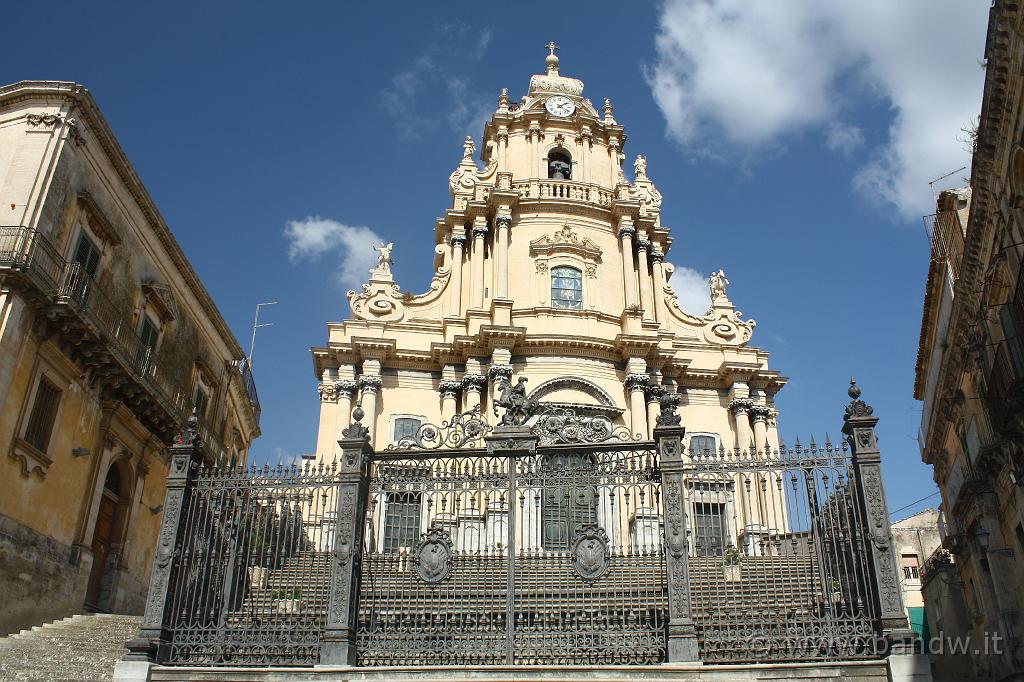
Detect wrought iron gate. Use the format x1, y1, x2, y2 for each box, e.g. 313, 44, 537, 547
355, 440, 667, 665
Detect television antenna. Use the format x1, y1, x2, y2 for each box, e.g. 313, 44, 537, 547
247, 301, 278, 368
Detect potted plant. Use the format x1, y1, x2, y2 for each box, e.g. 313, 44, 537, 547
723, 546, 742, 581
273, 587, 303, 615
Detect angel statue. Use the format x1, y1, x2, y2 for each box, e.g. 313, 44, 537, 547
372, 241, 393, 275
710, 269, 730, 302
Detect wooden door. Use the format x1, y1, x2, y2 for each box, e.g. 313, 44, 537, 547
85, 490, 117, 608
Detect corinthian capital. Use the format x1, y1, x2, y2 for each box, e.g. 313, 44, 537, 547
617, 225, 637, 240
624, 373, 649, 392
317, 381, 338, 402
462, 373, 487, 392
438, 380, 462, 399
728, 398, 754, 415
358, 375, 383, 394
495, 214, 513, 229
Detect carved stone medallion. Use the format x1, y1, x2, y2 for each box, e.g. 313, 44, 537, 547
414, 527, 453, 584
572, 524, 610, 581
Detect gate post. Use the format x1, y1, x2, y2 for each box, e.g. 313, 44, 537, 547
320, 408, 373, 666
842, 380, 918, 656
122, 414, 206, 665
654, 392, 700, 662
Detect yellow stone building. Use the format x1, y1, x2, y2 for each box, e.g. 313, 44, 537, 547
0, 81, 261, 635
312, 49, 786, 548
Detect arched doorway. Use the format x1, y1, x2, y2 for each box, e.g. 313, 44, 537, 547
85, 464, 123, 609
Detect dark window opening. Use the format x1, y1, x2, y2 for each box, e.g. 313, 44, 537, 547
541, 453, 597, 550
693, 502, 728, 557
72, 232, 101, 279
548, 151, 572, 180
551, 266, 582, 310
24, 377, 61, 453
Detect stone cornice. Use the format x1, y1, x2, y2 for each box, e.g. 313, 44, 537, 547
0, 81, 246, 361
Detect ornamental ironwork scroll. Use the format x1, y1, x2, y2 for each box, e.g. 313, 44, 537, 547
413, 527, 453, 583
531, 407, 635, 445
387, 406, 492, 450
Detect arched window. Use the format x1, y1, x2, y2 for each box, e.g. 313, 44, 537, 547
548, 150, 572, 180
551, 266, 582, 309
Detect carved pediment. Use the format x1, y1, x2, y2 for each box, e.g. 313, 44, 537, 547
529, 223, 602, 262
141, 279, 178, 322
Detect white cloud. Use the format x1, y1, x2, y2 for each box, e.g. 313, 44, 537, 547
284, 217, 383, 291
647, 0, 988, 219
382, 23, 494, 140
826, 123, 865, 156
668, 265, 711, 316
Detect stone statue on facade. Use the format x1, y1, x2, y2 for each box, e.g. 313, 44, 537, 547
371, 242, 393, 276
634, 154, 647, 179
494, 377, 539, 426
710, 269, 730, 303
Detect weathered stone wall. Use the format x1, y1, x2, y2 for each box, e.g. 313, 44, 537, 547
0, 511, 91, 636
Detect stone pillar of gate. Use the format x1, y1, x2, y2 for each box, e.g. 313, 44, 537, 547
120, 413, 207, 671
321, 411, 374, 666
842, 380, 924, 673
654, 392, 700, 663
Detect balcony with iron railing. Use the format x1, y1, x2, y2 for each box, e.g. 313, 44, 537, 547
0, 226, 259, 451
923, 207, 967, 282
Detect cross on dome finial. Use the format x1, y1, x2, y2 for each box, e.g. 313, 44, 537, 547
544, 41, 560, 74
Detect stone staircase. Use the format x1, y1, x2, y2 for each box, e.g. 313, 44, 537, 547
0, 614, 141, 682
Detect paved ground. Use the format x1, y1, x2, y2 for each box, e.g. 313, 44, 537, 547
0, 613, 140, 682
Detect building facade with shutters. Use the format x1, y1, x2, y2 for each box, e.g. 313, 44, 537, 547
913, 1, 1024, 678
311, 48, 787, 563
0, 81, 262, 635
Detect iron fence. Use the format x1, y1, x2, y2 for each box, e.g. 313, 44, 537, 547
356, 442, 666, 665
132, 386, 907, 669
682, 439, 878, 662
163, 461, 341, 666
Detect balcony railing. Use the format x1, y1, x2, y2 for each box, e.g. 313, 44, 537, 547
0, 225, 257, 448
987, 335, 1024, 433
511, 179, 615, 208
923, 209, 966, 281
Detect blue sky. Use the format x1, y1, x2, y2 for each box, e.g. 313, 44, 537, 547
4, 1, 990, 520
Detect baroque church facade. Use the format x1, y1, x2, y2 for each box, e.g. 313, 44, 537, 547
312, 48, 787, 553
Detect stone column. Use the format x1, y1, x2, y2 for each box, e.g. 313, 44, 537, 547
439, 380, 461, 421
655, 419, 700, 662
618, 223, 638, 309
729, 398, 754, 452
462, 374, 486, 412
358, 375, 382, 444
321, 421, 372, 665
625, 373, 649, 439
122, 417, 206, 666
650, 250, 666, 322
645, 383, 664, 440
842, 380, 918, 656
750, 406, 770, 453
334, 380, 357, 444
449, 233, 466, 316
636, 239, 654, 320
470, 218, 489, 310
609, 139, 621, 187
494, 214, 512, 299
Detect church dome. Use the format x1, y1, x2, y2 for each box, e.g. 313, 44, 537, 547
529, 43, 584, 97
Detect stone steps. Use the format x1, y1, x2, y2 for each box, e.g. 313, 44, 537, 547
0, 613, 141, 682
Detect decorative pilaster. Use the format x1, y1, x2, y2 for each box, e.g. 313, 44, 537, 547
470, 219, 489, 309
635, 238, 654, 320
357, 375, 382, 442
449, 233, 467, 316
439, 380, 462, 420
644, 383, 665, 440
321, 412, 373, 665
842, 380, 916, 654
654, 421, 700, 662
334, 380, 357, 444
494, 215, 512, 299
624, 373, 649, 438
462, 373, 487, 411
750, 405, 772, 453
729, 398, 754, 452
650, 250, 667, 322
123, 415, 206, 663
618, 223, 638, 309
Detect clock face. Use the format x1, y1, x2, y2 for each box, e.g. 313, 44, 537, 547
545, 95, 576, 117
